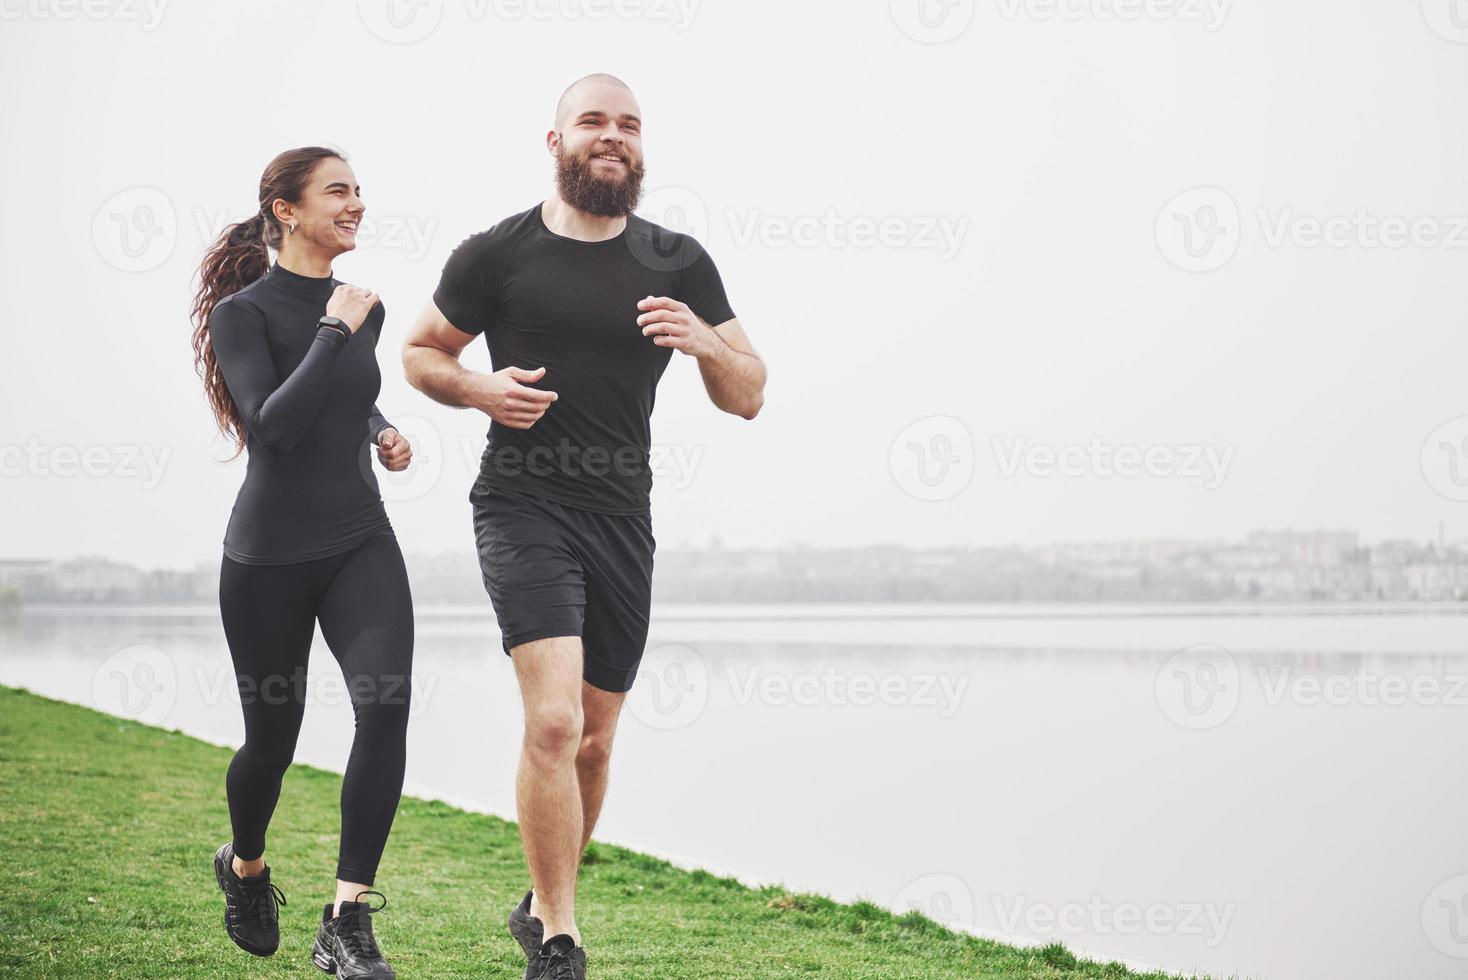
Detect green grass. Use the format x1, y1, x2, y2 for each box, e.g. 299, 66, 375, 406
0, 686, 1188, 979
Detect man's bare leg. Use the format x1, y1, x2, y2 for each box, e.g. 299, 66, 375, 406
511, 635, 586, 946
576, 680, 627, 851
528, 678, 628, 923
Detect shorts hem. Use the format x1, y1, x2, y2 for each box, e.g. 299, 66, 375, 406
501, 626, 583, 656
582, 655, 640, 694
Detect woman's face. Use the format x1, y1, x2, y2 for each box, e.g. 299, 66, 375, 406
275, 156, 364, 254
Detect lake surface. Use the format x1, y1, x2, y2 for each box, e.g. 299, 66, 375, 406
3, 602, 1465, 980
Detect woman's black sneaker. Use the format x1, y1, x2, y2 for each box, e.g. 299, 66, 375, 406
213, 841, 287, 956
508, 888, 544, 958
312, 890, 396, 979
525, 933, 586, 980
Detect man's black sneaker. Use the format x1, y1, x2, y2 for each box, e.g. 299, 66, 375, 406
312, 891, 395, 979
525, 932, 586, 980
508, 888, 544, 958
213, 841, 287, 957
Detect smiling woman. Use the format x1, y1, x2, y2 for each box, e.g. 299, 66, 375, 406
187, 146, 416, 980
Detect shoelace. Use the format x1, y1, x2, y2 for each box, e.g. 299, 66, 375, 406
540, 945, 579, 980
238, 877, 287, 927
338, 889, 388, 961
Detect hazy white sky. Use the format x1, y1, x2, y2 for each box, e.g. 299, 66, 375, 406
3, 0, 1466, 568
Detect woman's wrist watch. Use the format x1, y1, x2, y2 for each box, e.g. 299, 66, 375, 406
319, 315, 352, 342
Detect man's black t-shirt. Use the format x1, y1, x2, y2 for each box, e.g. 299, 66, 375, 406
433, 203, 736, 516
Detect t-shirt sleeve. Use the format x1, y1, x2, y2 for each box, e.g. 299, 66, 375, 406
432, 234, 497, 336
677, 238, 736, 328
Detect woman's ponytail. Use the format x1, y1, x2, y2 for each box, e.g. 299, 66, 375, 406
190, 146, 345, 455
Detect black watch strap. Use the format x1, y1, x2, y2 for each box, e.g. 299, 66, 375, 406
319, 316, 351, 342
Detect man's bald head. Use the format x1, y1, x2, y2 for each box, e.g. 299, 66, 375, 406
555, 73, 638, 130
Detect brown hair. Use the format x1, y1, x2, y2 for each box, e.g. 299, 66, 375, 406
190, 146, 345, 455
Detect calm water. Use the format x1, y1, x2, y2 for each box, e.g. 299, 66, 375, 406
3, 602, 1466, 980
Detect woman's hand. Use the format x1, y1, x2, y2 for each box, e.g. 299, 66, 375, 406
376, 428, 412, 471
326, 284, 380, 334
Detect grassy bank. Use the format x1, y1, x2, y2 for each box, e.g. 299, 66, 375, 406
0, 686, 1185, 978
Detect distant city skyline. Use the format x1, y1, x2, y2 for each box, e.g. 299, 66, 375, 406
7, 526, 1467, 606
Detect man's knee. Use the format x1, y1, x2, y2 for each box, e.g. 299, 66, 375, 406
525, 700, 584, 758
576, 728, 615, 771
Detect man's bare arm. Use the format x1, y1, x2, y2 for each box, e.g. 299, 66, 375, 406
401, 302, 558, 428
698, 318, 765, 420
635, 297, 765, 420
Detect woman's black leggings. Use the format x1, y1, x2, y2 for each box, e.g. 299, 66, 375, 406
219, 531, 414, 886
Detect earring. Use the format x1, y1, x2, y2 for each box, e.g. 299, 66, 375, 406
288, 222, 297, 236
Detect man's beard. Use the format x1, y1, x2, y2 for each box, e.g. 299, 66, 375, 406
555, 143, 645, 218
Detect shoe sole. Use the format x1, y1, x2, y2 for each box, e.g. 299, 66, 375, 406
311, 937, 337, 974
314, 935, 398, 980
214, 846, 278, 957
